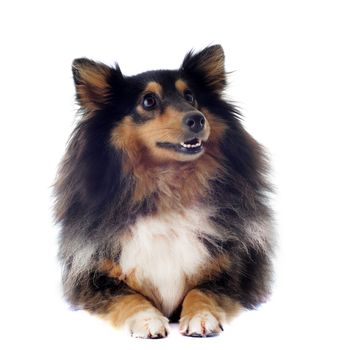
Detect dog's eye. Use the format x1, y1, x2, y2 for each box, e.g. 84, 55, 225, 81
142, 93, 158, 110
184, 89, 195, 104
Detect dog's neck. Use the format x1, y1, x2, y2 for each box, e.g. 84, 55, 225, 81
125, 152, 223, 212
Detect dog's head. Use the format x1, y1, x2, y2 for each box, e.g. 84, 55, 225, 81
55, 46, 267, 222
72, 45, 228, 164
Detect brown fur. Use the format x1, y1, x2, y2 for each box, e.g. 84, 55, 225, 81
201, 108, 228, 144
143, 81, 163, 97
99, 260, 123, 279
73, 61, 111, 113
126, 274, 163, 308
99, 251, 232, 318
187, 254, 232, 288
175, 79, 189, 93
179, 289, 224, 330
99, 260, 138, 291
56, 46, 274, 337
179, 289, 241, 331
100, 258, 163, 308
101, 294, 161, 327
196, 46, 225, 92
110, 106, 223, 210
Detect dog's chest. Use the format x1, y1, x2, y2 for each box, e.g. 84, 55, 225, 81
119, 207, 216, 316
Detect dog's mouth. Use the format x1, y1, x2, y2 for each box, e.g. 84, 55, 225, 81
156, 137, 204, 155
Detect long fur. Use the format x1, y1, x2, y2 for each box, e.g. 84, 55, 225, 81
54, 45, 274, 329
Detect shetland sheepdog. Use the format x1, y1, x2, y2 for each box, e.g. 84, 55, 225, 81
54, 45, 274, 338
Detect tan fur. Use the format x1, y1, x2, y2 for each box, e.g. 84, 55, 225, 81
217, 295, 242, 321
133, 82, 164, 120
99, 251, 233, 319
180, 289, 224, 323
102, 294, 160, 327
135, 105, 150, 119
199, 46, 226, 91
110, 107, 229, 210
180, 289, 241, 328
78, 65, 110, 90
143, 81, 163, 97
133, 155, 220, 210
98, 261, 166, 327
100, 254, 231, 287
187, 254, 231, 288
201, 108, 228, 145
123, 271, 162, 309
99, 259, 122, 279
74, 62, 111, 112
175, 79, 199, 107
135, 106, 192, 160
175, 79, 189, 93
99, 259, 162, 307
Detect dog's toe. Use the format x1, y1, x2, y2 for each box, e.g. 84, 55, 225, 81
127, 309, 169, 339
179, 311, 223, 337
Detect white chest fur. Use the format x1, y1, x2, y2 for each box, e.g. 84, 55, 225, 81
119, 207, 218, 317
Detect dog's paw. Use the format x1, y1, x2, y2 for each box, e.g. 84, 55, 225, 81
179, 311, 223, 337
126, 309, 169, 339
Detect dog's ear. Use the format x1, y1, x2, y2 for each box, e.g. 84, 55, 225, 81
181, 45, 226, 93
72, 58, 123, 112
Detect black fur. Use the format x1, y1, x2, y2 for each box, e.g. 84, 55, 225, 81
54, 45, 274, 322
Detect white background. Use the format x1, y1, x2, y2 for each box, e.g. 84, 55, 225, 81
1, 1, 349, 349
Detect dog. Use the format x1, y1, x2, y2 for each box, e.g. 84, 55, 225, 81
54, 45, 274, 338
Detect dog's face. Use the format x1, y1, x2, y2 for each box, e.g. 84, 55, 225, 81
72, 45, 228, 164
112, 78, 211, 162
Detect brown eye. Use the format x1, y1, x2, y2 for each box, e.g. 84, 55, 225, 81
142, 93, 158, 110
184, 89, 195, 104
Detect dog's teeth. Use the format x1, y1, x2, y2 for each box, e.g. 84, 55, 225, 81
180, 140, 202, 149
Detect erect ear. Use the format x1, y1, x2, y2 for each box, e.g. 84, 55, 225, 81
181, 45, 226, 93
72, 58, 122, 112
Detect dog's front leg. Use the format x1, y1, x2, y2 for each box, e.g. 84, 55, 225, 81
179, 289, 240, 337
101, 293, 169, 338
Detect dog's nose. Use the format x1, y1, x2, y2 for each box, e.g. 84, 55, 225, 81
183, 113, 205, 133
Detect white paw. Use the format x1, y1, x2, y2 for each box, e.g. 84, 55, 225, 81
180, 311, 223, 337
126, 309, 169, 339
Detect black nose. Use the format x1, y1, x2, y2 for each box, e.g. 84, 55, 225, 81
183, 113, 205, 133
